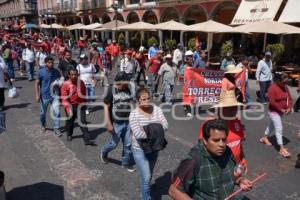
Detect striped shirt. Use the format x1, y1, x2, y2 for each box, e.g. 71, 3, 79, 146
129, 105, 168, 150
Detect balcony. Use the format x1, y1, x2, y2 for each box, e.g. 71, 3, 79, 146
79, 1, 105, 11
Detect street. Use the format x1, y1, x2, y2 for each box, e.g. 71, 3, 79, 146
0, 61, 300, 200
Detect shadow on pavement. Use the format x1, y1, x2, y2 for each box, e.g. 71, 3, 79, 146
151, 171, 172, 200
5, 103, 31, 110
7, 182, 64, 200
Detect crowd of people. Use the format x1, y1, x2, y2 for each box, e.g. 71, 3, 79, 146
0, 29, 300, 200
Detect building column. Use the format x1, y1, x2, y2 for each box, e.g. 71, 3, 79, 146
80, 16, 86, 36
125, 31, 129, 47
179, 17, 184, 47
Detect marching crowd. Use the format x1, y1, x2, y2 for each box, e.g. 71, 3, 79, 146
0, 29, 300, 200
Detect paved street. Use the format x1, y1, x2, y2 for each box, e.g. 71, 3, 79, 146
1, 61, 300, 200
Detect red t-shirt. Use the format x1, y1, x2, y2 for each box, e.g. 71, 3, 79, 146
108, 44, 120, 57
148, 56, 162, 74
198, 118, 245, 163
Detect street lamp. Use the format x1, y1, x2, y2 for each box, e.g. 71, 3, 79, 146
111, 0, 122, 40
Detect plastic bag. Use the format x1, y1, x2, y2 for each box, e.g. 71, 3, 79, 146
8, 86, 18, 98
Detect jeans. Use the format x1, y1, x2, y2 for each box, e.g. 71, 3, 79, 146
148, 73, 158, 96
85, 84, 95, 101
25, 61, 35, 80
40, 97, 60, 130
137, 68, 147, 85
265, 111, 283, 145
245, 80, 252, 103
162, 84, 173, 103
0, 88, 5, 107
79, 48, 84, 57
258, 81, 271, 102
132, 148, 158, 200
101, 121, 132, 166
65, 105, 91, 142
5, 60, 14, 79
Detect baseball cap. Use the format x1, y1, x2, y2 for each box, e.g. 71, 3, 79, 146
164, 54, 172, 59
79, 54, 88, 59
185, 50, 193, 56
265, 51, 272, 56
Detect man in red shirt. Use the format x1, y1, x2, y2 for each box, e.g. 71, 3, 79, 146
77, 37, 87, 57
147, 50, 163, 96
107, 40, 120, 69
61, 68, 95, 145
198, 90, 248, 172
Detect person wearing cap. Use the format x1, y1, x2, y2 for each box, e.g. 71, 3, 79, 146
147, 50, 163, 96
193, 50, 208, 69
136, 46, 147, 86
22, 43, 35, 81
198, 90, 248, 172
148, 43, 158, 60
157, 54, 175, 104
100, 71, 135, 172
61, 68, 95, 146
77, 54, 97, 115
107, 40, 120, 68
260, 72, 292, 158
220, 52, 236, 71
173, 44, 183, 85
256, 51, 273, 103
182, 50, 194, 117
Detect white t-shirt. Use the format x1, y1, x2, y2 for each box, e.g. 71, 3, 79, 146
36, 52, 48, 67
76, 63, 96, 85
0, 57, 7, 88
22, 48, 35, 63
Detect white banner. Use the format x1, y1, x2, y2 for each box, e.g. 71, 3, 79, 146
279, 0, 300, 23
231, 0, 283, 25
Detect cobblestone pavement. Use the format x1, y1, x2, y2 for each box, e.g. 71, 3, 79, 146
0, 54, 300, 200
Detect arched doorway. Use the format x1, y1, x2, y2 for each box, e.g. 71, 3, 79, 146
127, 11, 139, 23
92, 14, 100, 23
183, 5, 207, 49
210, 1, 239, 54
82, 15, 90, 25
113, 13, 124, 21
142, 11, 159, 47
160, 7, 181, 47
101, 13, 111, 24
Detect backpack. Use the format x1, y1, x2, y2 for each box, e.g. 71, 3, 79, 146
172, 145, 201, 197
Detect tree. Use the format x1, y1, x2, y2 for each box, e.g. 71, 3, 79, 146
188, 38, 196, 50
165, 39, 176, 52
147, 36, 158, 48
220, 41, 233, 57
117, 33, 126, 50
266, 43, 285, 67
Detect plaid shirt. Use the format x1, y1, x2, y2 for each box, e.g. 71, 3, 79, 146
172, 141, 236, 200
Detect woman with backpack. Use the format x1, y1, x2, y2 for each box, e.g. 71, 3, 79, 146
129, 87, 168, 200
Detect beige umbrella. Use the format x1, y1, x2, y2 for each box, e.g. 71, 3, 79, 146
118, 21, 156, 31
102, 20, 128, 30
153, 20, 189, 31
50, 23, 65, 29
233, 20, 300, 51
188, 20, 239, 33
82, 23, 102, 30
67, 23, 84, 30
39, 24, 51, 29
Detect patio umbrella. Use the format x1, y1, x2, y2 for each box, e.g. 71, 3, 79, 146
102, 20, 128, 30
21, 23, 38, 29
50, 23, 65, 29
154, 20, 189, 39
67, 23, 84, 30
233, 20, 300, 50
82, 23, 102, 30
39, 24, 51, 29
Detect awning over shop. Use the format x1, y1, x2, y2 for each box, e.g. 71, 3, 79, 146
231, 0, 283, 25
279, 0, 300, 23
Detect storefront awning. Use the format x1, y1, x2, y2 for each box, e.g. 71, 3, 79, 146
279, 0, 300, 23
231, 0, 283, 25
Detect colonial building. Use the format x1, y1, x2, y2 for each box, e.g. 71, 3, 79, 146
0, 0, 38, 25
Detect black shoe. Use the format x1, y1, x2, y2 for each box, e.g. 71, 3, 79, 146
84, 140, 96, 146
122, 165, 136, 173
100, 152, 109, 164
67, 136, 72, 141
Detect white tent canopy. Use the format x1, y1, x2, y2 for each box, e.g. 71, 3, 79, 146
67, 23, 84, 30
50, 23, 65, 29
82, 23, 102, 30
118, 21, 156, 31
39, 24, 51, 29
153, 20, 189, 31
231, 0, 283, 25
279, 0, 300, 23
188, 20, 240, 33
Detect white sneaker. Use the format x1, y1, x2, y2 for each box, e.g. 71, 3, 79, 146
85, 109, 90, 115
186, 113, 192, 117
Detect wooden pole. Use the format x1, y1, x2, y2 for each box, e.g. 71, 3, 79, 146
263, 33, 267, 52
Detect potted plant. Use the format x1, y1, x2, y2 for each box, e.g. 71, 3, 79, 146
117, 33, 126, 50
147, 36, 158, 48
266, 43, 285, 67
165, 39, 176, 52
220, 41, 233, 57
188, 38, 196, 50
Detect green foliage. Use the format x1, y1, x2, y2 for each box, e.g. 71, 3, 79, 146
117, 33, 126, 50
165, 39, 176, 51
147, 36, 158, 48
130, 32, 140, 49
266, 43, 285, 64
188, 38, 196, 50
221, 41, 233, 57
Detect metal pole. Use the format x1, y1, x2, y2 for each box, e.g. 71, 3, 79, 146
115, 11, 118, 41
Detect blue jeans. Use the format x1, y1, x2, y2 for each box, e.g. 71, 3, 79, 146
132, 148, 158, 200
5, 60, 14, 79
40, 97, 60, 131
101, 121, 133, 166
258, 80, 271, 102
162, 84, 173, 103
245, 80, 252, 103
148, 73, 157, 96
25, 61, 35, 80
85, 84, 95, 101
